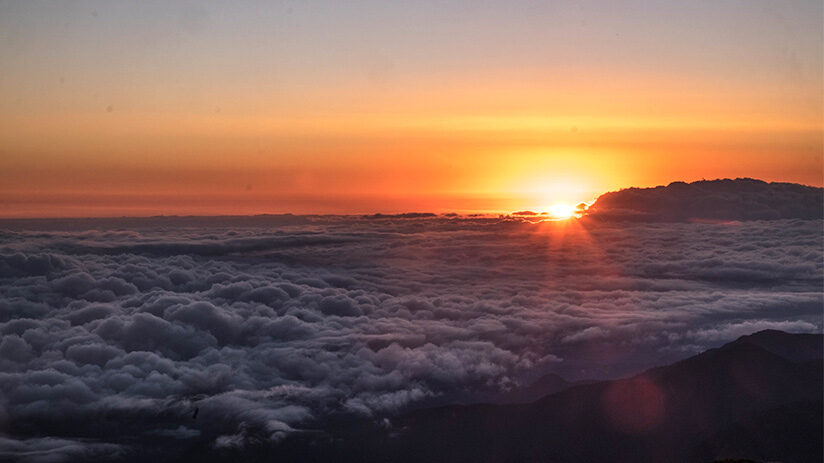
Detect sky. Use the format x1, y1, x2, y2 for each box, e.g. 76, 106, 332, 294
0, 0, 822, 217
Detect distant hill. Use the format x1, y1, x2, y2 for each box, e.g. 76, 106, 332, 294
175, 330, 823, 463
584, 178, 823, 221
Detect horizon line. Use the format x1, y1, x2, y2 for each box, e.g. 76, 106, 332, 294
1, 177, 820, 221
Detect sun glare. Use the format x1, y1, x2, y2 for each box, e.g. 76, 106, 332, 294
547, 203, 576, 220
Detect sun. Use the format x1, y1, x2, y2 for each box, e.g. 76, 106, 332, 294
547, 203, 576, 220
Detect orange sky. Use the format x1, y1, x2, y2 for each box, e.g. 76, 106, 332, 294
0, 1, 821, 218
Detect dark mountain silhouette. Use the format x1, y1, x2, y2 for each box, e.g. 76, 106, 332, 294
505, 373, 575, 403
497, 373, 599, 404
584, 178, 823, 221
173, 330, 822, 463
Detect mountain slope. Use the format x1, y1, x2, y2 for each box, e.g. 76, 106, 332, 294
585, 178, 823, 221
367, 330, 823, 463
173, 330, 822, 463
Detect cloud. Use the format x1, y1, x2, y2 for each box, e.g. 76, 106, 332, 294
562, 326, 607, 343
0, 214, 820, 457
0, 436, 124, 463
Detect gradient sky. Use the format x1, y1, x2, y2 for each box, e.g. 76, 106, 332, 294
1, 0, 821, 217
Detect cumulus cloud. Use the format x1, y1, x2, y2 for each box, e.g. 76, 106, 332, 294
0, 214, 821, 458
0, 435, 124, 462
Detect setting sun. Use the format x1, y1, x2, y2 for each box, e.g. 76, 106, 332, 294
547, 203, 576, 220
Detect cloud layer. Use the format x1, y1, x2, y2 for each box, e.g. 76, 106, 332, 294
0, 215, 821, 459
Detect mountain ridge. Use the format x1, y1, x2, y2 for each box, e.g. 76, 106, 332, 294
585, 178, 823, 221
173, 330, 823, 463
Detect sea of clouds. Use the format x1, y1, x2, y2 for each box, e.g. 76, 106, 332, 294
0, 215, 821, 460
